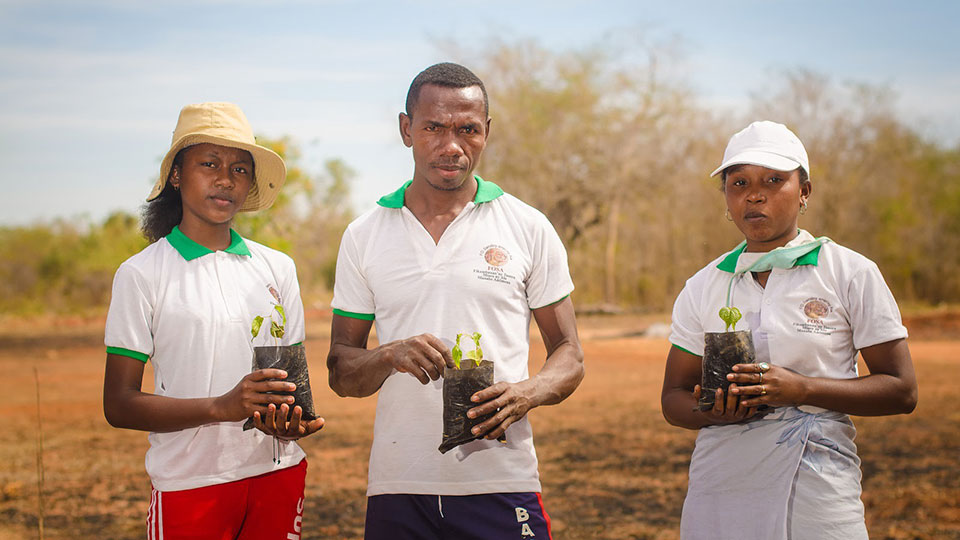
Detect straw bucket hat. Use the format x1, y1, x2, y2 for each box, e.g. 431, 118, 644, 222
147, 102, 286, 212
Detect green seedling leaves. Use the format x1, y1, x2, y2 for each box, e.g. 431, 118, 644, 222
718, 306, 742, 331
465, 349, 481, 366
252, 302, 286, 343
452, 332, 484, 368
452, 333, 463, 369
469, 332, 483, 366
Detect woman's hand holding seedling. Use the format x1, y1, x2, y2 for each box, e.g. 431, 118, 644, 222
728, 362, 809, 409
213, 369, 299, 422
377, 333, 453, 384
691, 382, 759, 424
253, 402, 325, 440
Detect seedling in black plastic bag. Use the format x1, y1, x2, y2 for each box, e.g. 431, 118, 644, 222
243, 300, 316, 435
440, 331, 504, 453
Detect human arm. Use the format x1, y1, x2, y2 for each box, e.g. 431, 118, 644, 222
326, 314, 454, 398
660, 345, 759, 430
102, 353, 299, 432
466, 296, 585, 440
729, 338, 917, 415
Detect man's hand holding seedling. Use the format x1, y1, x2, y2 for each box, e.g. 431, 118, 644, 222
465, 379, 539, 441
376, 334, 454, 384
464, 297, 586, 442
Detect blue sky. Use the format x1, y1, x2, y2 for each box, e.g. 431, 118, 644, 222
1, 0, 958, 226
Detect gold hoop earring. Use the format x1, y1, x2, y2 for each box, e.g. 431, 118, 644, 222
800, 200, 808, 215
725, 209, 733, 221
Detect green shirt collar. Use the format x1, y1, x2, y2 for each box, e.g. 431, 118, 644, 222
716, 231, 822, 273
166, 226, 251, 261
376, 175, 504, 208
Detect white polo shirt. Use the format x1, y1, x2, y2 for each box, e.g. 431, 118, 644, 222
104, 226, 307, 492
670, 229, 908, 382
331, 176, 574, 496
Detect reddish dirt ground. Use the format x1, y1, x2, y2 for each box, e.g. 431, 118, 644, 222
0, 313, 957, 539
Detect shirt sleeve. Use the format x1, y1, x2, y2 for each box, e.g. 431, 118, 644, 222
844, 262, 909, 349
104, 262, 154, 362
331, 225, 376, 319
279, 255, 306, 346
525, 213, 575, 309
669, 279, 705, 357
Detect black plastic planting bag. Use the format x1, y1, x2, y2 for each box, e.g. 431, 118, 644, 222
242, 344, 317, 431
698, 330, 756, 411
439, 360, 505, 453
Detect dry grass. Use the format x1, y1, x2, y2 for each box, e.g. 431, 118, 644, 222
0, 313, 957, 539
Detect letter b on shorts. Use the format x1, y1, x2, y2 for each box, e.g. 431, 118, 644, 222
516, 507, 529, 522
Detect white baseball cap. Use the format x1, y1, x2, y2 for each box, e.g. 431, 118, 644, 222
710, 120, 809, 178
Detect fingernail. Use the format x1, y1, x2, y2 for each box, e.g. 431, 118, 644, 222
472, 428, 480, 434
726, 374, 734, 380
467, 411, 475, 418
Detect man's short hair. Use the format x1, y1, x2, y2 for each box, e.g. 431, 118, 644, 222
405, 62, 489, 118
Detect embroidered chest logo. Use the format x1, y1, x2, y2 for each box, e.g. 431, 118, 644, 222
473, 244, 517, 284
267, 284, 282, 304
484, 245, 510, 266
793, 297, 837, 335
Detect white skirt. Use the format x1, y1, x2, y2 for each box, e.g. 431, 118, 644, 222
680, 407, 868, 540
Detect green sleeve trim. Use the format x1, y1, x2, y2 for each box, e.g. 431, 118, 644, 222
671, 344, 702, 357
291, 342, 303, 347
333, 308, 375, 321
531, 294, 570, 310
106, 346, 149, 363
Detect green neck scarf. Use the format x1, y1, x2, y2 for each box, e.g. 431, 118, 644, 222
724, 236, 832, 308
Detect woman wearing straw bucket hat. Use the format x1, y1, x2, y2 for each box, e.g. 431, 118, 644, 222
660, 121, 918, 539
103, 102, 324, 539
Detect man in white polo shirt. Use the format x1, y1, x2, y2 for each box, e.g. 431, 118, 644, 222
327, 62, 585, 539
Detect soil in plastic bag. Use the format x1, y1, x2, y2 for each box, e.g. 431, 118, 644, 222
698, 330, 756, 411
439, 360, 505, 454
242, 344, 317, 431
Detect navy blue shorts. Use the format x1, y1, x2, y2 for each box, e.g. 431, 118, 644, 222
364, 492, 552, 540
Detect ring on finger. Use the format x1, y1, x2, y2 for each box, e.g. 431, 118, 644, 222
758, 371, 763, 384
757, 362, 770, 372
759, 385, 766, 395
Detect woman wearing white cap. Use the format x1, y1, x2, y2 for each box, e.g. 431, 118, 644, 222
660, 121, 917, 539
103, 102, 324, 538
